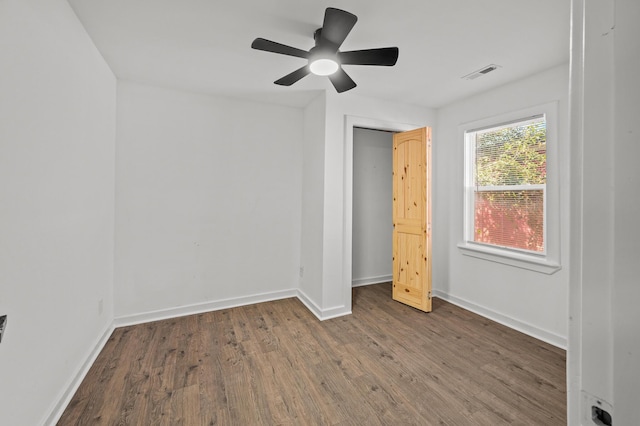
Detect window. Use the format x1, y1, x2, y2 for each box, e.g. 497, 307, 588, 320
468, 116, 546, 252
458, 103, 561, 274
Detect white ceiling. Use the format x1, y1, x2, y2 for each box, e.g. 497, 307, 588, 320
67, 0, 570, 109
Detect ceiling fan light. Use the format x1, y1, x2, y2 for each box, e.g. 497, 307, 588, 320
309, 58, 339, 76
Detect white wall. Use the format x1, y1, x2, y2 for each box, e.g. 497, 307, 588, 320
298, 92, 326, 308
569, 0, 640, 424
0, 0, 116, 424
352, 128, 393, 285
569, 1, 615, 421
612, 1, 640, 422
435, 64, 570, 347
114, 81, 303, 319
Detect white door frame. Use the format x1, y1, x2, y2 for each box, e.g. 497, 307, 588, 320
343, 115, 425, 310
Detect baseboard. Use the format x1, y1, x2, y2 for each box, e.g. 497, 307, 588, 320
432, 289, 567, 349
317, 304, 352, 320
43, 322, 115, 426
114, 289, 351, 326
352, 274, 392, 287
296, 289, 351, 321
114, 289, 298, 327
295, 288, 324, 319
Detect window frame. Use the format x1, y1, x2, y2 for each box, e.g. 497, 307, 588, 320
457, 102, 561, 274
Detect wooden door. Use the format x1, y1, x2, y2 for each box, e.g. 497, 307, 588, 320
392, 127, 432, 312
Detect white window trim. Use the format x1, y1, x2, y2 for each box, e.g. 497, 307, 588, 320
457, 102, 561, 274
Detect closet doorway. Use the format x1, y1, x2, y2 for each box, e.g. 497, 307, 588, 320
351, 126, 432, 312
352, 127, 395, 288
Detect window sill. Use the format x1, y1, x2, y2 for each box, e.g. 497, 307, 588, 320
457, 242, 561, 275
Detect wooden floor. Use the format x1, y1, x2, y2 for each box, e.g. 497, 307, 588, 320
59, 283, 566, 425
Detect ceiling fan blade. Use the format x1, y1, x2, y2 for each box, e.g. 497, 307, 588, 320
328, 68, 357, 93
251, 38, 309, 59
339, 47, 399, 66
320, 8, 357, 50
274, 66, 311, 86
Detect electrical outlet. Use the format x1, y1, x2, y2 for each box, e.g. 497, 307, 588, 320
299, 266, 304, 278
98, 299, 104, 315
0, 315, 7, 344
582, 391, 613, 426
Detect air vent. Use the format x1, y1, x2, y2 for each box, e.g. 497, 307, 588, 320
0, 315, 6, 343
462, 64, 501, 80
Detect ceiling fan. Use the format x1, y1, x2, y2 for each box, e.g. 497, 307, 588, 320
251, 7, 399, 93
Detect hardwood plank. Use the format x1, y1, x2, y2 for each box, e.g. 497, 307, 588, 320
172, 315, 201, 390
171, 384, 201, 425
59, 283, 566, 425
56, 329, 119, 425
68, 326, 139, 425
197, 320, 232, 425
145, 365, 175, 425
